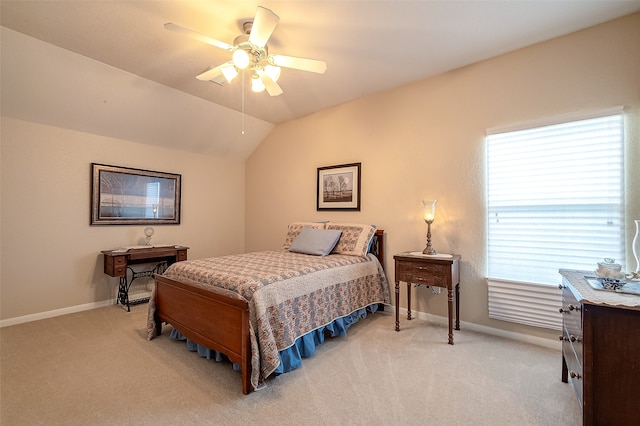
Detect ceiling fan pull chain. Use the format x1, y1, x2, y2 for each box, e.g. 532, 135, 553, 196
241, 69, 245, 135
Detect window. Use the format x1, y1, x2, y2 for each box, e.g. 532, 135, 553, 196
487, 111, 625, 284
486, 110, 625, 329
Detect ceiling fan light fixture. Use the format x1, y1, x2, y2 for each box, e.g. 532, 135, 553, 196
221, 65, 239, 83
166, 6, 325, 98
232, 49, 250, 69
251, 73, 266, 93
264, 64, 281, 82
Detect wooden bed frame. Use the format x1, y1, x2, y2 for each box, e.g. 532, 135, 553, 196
152, 229, 385, 394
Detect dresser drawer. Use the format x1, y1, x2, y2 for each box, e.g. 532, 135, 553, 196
563, 342, 583, 407
561, 287, 583, 363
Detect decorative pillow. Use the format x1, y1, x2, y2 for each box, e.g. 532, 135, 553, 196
366, 224, 378, 253
326, 223, 377, 258
289, 228, 343, 256
282, 222, 326, 249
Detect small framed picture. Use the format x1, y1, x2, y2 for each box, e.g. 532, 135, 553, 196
317, 162, 361, 211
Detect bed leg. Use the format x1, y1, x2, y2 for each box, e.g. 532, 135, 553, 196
154, 312, 162, 336
241, 339, 251, 394
241, 369, 251, 395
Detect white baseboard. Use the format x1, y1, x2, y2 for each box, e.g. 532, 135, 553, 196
393, 306, 561, 351
0, 299, 115, 328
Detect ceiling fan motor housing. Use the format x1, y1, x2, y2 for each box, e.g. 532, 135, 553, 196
233, 34, 268, 68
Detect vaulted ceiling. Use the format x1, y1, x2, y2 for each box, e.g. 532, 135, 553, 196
2, 1, 639, 158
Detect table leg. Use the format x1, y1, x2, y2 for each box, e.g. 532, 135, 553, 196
455, 282, 460, 330
117, 276, 131, 312
395, 280, 400, 331
447, 287, 454, 345
407, 282, 412, 320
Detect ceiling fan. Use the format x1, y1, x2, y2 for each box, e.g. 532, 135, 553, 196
165, 6, 327, 96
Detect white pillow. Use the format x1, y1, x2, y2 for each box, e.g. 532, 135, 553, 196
289, 228, 343, 256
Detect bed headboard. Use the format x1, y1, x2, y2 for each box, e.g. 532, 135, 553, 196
371, 229, 385, 271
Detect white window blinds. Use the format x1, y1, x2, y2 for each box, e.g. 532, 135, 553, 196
486, 111, 625, 286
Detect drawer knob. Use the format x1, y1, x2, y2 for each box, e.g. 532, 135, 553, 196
569, 371, 582, 380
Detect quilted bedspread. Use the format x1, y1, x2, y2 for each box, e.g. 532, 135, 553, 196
147, 250, 390, 390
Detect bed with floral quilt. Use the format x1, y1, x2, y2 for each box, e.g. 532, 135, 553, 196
147, 222, 390, 394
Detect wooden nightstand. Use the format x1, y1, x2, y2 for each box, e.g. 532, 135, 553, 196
394, 252, 461, 344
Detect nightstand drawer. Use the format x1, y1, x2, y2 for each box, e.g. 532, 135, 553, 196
396, 261, 447, 286
412, 263, 446, 287
414, 263, 445, 275
412, 273, 445, 287
396, 261, 414, 282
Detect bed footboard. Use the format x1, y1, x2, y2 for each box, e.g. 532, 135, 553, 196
153, 275, 252, 394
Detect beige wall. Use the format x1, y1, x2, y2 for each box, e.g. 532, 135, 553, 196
1, 13, 638, 337
0, 117, 246, 320
246, 14, 640, 342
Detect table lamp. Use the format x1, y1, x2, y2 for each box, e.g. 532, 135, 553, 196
422, 199, 437, 255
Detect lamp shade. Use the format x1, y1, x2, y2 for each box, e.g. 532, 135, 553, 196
264, 65, 281, 82
221, 65, 239, 83
251, 74, 266, 92
422, 199, 437, 223
232, 49, 250, 69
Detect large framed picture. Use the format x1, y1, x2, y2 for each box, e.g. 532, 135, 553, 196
317, 162, 361, 211
91, 163, 181, 225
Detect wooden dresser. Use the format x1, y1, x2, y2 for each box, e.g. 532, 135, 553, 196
559, 269, 640, 425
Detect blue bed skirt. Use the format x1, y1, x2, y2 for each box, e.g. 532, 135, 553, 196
170, 304, 380, 375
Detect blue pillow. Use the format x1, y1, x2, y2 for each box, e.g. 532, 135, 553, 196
289, 227, 342, 256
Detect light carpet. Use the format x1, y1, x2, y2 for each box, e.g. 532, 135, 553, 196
0, 304, 581, 425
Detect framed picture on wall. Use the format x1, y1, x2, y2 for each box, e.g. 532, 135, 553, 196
317, 162, 361, 211
91, 163, 181, 225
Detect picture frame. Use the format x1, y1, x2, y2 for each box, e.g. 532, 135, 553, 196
317, 162, 361, 211
91, 163, 181, 225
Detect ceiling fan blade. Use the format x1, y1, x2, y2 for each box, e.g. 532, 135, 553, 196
164, 22, 234, 51
261, 74, 283, 96
196, 62, 235, 85
248, 6, 279, 48
270, 54, 327, 74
